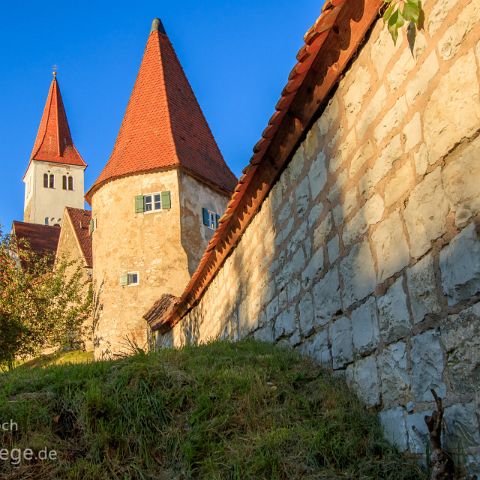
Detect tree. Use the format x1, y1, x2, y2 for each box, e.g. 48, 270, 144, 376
0, 227, 92, 369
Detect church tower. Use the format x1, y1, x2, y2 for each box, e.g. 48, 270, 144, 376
24, 74, 86, 226
86, 19, 237, 358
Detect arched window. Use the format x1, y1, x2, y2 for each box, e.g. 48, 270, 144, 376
43, 173, 48, 188
68, 176, 74, 191
49, 174, 55, 189
62, 175, 67, 190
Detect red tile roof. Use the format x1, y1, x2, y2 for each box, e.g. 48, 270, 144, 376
27, 76, 86, 173
64, 208, 93, 268
86, 19, 237, 203
147, 0, 384, 332
12, 221, 60, 264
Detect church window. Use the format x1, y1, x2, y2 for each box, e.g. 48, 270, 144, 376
44, 174, 48, 188
68, 176, 74, 191
49, 174, 55, 189
202, 208, 220, 230
62, 175, 67, 190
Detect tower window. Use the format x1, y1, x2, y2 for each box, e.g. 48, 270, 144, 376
63, 175, 74, 191
44, 174, 48, 188
68, 176, 74, 191
62, 175, 67, 190
49, 174, 55, 189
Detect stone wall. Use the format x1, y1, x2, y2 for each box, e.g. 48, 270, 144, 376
157, 0, 480, 472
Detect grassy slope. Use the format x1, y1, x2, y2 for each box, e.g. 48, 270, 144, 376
0, 341, 425, 480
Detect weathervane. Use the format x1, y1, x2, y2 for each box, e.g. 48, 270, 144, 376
52, 64, 58, 78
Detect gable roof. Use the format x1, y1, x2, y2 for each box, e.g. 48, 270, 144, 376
12, 221, 60, 265
28, 76, 86, 172
86, 18, 237, 203
63, 207, 93, 268
147, 0, 383, 332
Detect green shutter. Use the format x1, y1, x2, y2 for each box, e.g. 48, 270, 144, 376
161, 191, 171, 209
89, 219, 95, 234
202, 208, 209, 226
215, 214, 221, 228
120, 274, 128, 287
135, 195, 144, 213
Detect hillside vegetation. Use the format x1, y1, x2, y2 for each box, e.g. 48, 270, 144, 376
0, 341, 425, 479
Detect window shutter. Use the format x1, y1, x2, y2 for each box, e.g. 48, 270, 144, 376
161, 191, 171, 209
89, 219, 95, 234
120, 274, 128, 287
135, 195, 145, 213
202, 208, 209, 226
215, 214, 221, 228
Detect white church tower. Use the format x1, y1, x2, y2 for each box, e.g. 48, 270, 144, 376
24, 73, 86, 226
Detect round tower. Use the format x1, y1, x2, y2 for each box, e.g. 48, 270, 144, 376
86, 19, 236, 358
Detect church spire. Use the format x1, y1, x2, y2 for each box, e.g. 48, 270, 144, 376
29, 74, 86, 168
86, 17, 236, 203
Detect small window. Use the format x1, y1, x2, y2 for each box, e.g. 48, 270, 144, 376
62, 175, 67, 190
202, 208, 220, 230
120, 272, 139, 287
68, 176, 74, 191
154, 193, 161, 210
44, 217, 49, 226
43, 174, 48, 188
49, 174, 55, 189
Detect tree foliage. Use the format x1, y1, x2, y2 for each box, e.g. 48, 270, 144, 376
383, 0, 424, 45
0, 227, 92, 369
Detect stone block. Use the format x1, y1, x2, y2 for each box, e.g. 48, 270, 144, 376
357, 86, 387, 139
302, 248, 324, 289
343, 65, 371, 130
300, 328, 331, 367
424, 52, 480, 164
274, 306, 296, 339
428, 0, 460, 35
406, 410, 433, 454
404, 167, 449, 258
406, 51, 439, 105
253, 324, 274, 343
378, 277, 411, 343
352, 355, 380, 406
411, 330, 446, 402
308, 203, 324, 230
414, 143, 429, 176
374, 95, 408, 145
318, 97, 339, 136
370, 23, 402, 79
403, 113, 422, 152
351, 297, 380, 355
329, 130, 356, 174
438, 1, 480, 60
379, 341, 411, 406
295, 177, 310, 217
289, 144, 306, 182
440, 223, 480, 305
407, 254, 442, 323
444, 403, 480, 450
304, 129, 320, 164
387, 48, 417, 93
266, 297, 279, 324
327, 235, 340, 264
340, 240, 377, 309
313, 213, 332, 250
442, 136, 480, 227
441, 302, 480, 395
343, 194, 384, 246
327, 169, 348, 204
350, 140, 375, 178
359, 135, 402, 199
379, 407, 408, 451
308, 150, 328, 200
384, 161, 415, 207
372, 210, 410, 283
330, 316, 353, 369
312, 267, 342, 326
287, 278, 301, 303
299, 292, 315, 336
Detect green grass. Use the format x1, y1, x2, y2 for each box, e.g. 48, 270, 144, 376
15, 350, 94, 369
0, 341, 425, 479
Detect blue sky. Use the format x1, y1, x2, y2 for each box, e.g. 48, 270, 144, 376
0, 0, 322, 228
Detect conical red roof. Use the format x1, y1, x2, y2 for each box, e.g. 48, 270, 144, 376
29, 76, 86, 169
86, 19, 236, 203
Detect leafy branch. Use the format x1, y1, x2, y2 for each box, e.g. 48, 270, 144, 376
383, 0, 424, 45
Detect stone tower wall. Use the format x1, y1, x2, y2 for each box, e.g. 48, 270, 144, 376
157, 0, 480, 472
